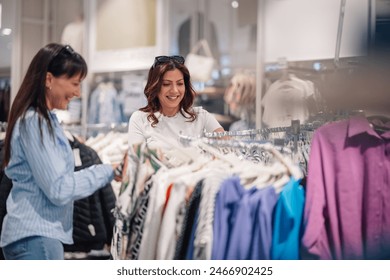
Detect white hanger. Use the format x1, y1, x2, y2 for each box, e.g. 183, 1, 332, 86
209, 140, 301, 190
259, 142, 302, 180
63, 130, 75, 142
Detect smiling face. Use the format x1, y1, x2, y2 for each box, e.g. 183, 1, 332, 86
157, 69, 185, 116
45, 72, 83, 110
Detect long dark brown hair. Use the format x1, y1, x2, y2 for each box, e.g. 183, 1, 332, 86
140, 60, 197, 127
3, 43, 87, 167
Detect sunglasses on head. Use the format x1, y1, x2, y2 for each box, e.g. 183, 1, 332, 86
51, 45, 77, 63
152, 55, 185, 68
60, 45, 76, 55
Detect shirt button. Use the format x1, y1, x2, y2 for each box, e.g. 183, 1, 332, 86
378, 162, 384, 167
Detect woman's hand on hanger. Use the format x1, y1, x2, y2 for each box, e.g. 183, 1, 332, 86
112, 152, 128, 182
213, 127, 231, 140
214, 127, 224, 134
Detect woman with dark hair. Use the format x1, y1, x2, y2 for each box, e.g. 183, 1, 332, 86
0, 43, 121, 260
128, 55, 223, 146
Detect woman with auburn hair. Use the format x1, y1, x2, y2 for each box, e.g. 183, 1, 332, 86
128, 55, 223, 147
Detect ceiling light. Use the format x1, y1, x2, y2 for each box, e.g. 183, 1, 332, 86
231, 1, 239, 9
1, 28, 12, 36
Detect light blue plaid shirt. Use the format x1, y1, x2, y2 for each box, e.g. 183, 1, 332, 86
0, 109, 113, 247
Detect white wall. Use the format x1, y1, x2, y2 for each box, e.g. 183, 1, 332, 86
264, 0, 369, 62
95, 0, 156, 51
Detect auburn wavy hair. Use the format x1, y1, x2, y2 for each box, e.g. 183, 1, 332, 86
140, 60, 197, 127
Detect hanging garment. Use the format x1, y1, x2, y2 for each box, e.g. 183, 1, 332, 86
61, 19, 85, 54
126, 178, 153, 260
302, 116, 390, 260
88, 82, 122, 125
174, 180, 204, 260
211, 176, 278, 260
119, 74, 147, 122
110, 143, 150, 260
193, 169, 229, 260
262, 75, 314, 127
0, 83, 10, 122
87, 132, 128, 165
229, 119, 256, 132
0, 140, 11, 260
63, 135, 117, 253
271, 177, 305, 260
0, 174, 11, 261
111, 134, 305, 260
156, 180, 190, 260
138, 165, 192, 260
184, 208, 199, 260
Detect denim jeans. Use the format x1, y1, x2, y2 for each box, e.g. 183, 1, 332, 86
2, 236, 64, 260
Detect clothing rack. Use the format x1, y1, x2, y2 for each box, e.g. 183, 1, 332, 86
204, 120, 320, 138
0, 78, 10, 90
0, 122, 7, 131
62, 122, 128, 138
0, 122, 7, 140
202, 120, 321, 155
85, 123, 128, 132
112, 128, 305, 260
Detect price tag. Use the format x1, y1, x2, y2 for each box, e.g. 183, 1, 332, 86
73, 148, 82, 167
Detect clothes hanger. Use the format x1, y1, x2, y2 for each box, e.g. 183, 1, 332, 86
179, 135, 302, 190
247, 142, 302, 180
239, 162, 288, 190
365, 111, 390, 134
279, 67, 291, 82
194, 140, 242, 168
63, 130, 75, 142
198, 139, 289, 189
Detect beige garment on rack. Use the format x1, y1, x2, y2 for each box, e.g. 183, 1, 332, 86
262, 75, 314, 128
61, 20, 84, 54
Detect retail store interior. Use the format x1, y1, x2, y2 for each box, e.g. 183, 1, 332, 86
1, 0, 390, 261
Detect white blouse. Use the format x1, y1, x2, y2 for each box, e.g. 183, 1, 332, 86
128, 107, 222, 147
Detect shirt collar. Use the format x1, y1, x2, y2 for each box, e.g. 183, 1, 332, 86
49, 110, 60, 125
347, 116, 390, 140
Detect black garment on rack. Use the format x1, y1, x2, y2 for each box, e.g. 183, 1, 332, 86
0, 136, 116, 259
0, 83, 10, 122
0, 140, 11, 260
174, 180, 204, 260
0, 174, 11, 261
63, 136, 116, 255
